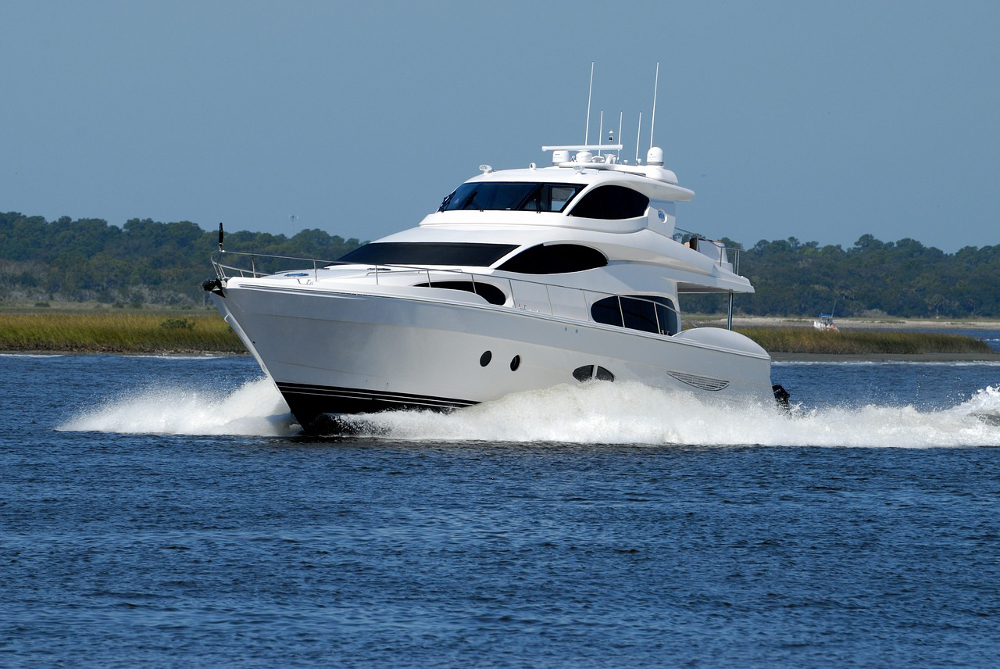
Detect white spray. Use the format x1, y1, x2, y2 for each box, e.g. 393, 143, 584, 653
59, 377, 1000, 447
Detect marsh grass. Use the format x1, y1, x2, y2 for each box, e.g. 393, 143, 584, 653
737, 326, 993, 355
0, 313, 993, 356
0, 312, 244, 353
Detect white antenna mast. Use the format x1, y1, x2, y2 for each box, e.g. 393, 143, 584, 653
617, 111, 623, 161
635, 112, 642, 163
584, 62, 594, 144
598, 111, 604, 156
649, 62, 660, 150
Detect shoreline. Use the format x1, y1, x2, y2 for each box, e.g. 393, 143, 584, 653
0, 350, 246, 357
3, 349, 997, 363
691, 315, 1000, 331
3, 312, 997, 361
771, 352, 1000, 363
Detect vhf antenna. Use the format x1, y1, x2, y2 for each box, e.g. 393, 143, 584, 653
617, 111, 623, 161
635, 112, 642, 163
598, 110, 604, 156
584, 62, 594, 144
649, 62, 660, 150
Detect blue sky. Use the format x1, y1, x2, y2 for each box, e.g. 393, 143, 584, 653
2, 0, 997, 252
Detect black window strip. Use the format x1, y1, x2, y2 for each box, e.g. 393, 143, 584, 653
339, 242, 518, 267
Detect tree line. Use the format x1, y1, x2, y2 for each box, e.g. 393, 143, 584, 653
1, 211, 998, 317
720, 234, 1000, 318
0, 212, 363, 307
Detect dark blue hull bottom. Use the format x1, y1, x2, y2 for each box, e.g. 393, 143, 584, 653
276, 382, 476, 433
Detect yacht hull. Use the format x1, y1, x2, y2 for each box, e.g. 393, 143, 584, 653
212, 284, 774, 432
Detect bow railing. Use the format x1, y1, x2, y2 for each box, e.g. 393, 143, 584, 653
210, 250, 683, 336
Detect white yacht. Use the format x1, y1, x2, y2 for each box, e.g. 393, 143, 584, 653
205, 144, 785, 432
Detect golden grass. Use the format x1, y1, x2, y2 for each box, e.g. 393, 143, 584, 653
736, 326, 993, 355
0, 313, 993, 356
0, 312, 245, 353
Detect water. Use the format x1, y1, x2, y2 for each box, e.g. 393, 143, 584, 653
3, 354, 1000, 667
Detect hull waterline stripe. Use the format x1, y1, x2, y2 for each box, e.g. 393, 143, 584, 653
276, 382, 477, 410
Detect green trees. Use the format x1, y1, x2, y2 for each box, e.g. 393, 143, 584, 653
733, 235, 1000, 317
0, 210, 997, 317
0, 212, 363, 306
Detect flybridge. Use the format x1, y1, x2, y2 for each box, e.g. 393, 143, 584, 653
541, 144, 683, 187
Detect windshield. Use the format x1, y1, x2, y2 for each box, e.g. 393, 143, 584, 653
439, 182, 583, 213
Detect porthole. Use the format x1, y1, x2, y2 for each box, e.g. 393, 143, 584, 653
480, 351, 492, 367
510, 355, 521, 371
572, 364, 615, 382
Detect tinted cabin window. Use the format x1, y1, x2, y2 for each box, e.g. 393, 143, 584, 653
568, 185, 649, 219
622, 298, 658, 332
440, 182, 583, 213
413, 281, 506, 306
591, 295, 679, 335
497, 244, 607, 274
520, 184, 582, 212
591, 296, 624, 328
339, 242, 517, 267
656, 302, 679, 336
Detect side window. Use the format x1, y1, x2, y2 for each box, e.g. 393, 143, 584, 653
497, 244, 607, 274
621, 298, 658, 333
568, 186, 649, 220
591, 295, 678, 335
655, 301, 679, 336
591, 296, 624, 328
413, 281, 506, 306
549, 185, 579, 212
520, 184, 582, 213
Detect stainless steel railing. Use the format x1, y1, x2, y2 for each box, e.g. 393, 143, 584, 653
673, 227, 742, 273
210, 250, 683, 336
671, 229, 745, 329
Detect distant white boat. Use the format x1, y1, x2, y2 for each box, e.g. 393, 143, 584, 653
813, 314, 837, 330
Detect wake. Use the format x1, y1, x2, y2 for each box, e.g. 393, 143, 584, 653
58, 377, 1000, 447
58, 378, 299, 437
342, 382, 1000, 447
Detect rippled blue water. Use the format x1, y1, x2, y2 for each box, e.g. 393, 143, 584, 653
3, 353, 1000, 667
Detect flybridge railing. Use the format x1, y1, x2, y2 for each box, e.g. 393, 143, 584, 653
210, 250, 682, 336
673, 227, 742, 275
672, 228, 745, 330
